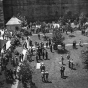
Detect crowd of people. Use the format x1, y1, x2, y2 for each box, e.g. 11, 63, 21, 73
0, 13, 88, 88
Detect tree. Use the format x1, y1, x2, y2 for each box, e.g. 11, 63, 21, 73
63, 10, 73, 22
19, 60, 33, 87
52, 28, 64, 48
11, 38, 21, 46
81, 49, 88, 69
79, 12, 87, 26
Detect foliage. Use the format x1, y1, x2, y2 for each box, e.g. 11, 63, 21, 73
79, 12, 87, 25
21, 29, 30, 36
81, 48, 88, 69
52, 28, 64, 45
11, 38, 21, 46
16, 31, 22, 38
24, 30, 30, 36
63, 11, 73, 22
19, 60, 33, 83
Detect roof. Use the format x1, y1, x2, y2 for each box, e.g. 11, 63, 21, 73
6, 16, 22, 25
85, 22, 88, 25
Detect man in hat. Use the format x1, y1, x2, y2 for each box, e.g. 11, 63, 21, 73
73, 40, 77, 49
41, 71, 45, 82
45, 51, 48, 60
49, 39, 51, 47
79, 39, 83, 47
70, 59, 74, 69
66, 53, 70, 60
60, 65, 65, 78
40, 62, 45, 72
13, 68, 17, 80
29, 40, 32, 47
61, 55, 64, 65
38, 33, 40, 40
21, 54, 24, 62
38, 50, 41, 60
68, 59, 71, 68
19, 54, 22, 62
45, 71, 49, 82
46, 41, 48, 48
36, 55, 39, 63
42, 49, 45, 60
50, 44, 53, 52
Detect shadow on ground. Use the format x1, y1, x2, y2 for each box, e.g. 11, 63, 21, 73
69, 35, 76, 38
57, 49, 69, 54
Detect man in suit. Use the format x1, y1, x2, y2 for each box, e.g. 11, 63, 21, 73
61, 55, 64, 65
38, 33, 40, 40
60, 65, 65, 78
50, 44, 53, 52
70, 59, 74, 69
45, 71, 49, 82
40, 63, 45, 72
41, 71, 45, 82
42, 49, 45, 60
45, 51, 48, 60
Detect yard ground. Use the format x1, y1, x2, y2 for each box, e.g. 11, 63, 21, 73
30, 31, 88, 88
1, 30, 88, 88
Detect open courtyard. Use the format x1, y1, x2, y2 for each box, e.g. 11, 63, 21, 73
15, 30, 88, 88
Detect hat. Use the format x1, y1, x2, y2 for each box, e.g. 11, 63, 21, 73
61, 55, 63, 57
45, 71, 48, 73
41, 62, 44, 65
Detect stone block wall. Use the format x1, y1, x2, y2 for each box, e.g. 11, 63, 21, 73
3, 0, 88, 23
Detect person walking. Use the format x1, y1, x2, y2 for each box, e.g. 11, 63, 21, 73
38, 51, 41, 60
41, 71, 45, 82
40, 63, 45, 72
45, 51, 48, 60
50, 44, 53, 52
19, 54, 22, 62
61, 55, 64, 65
45, 71, 49, 82
13, 68, 17, 80
79, 39, 83, 47
73, 40, 77, 49
42, 49, 45, 60
68, 59, 71, 68
46, 42, 48, 48
70, 59, 74, 69
29, 40, 32, 47
36, 55, 39, 63
38, 33, 40, 40
60, 65, 65, 78
49, 39, 51, 47
66, 53, 70, 60
21, 54, 24, 61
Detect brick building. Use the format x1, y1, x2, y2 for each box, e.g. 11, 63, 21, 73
3, 0, 88, 23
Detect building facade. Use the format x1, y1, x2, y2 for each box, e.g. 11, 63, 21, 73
3, 0, 88, 23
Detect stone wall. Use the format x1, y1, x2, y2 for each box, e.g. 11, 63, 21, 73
3, 0, 88, 23
0, 1, 4, 27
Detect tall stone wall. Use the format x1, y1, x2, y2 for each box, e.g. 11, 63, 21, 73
3, 0, 88, 23
0, 1, 4, 27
